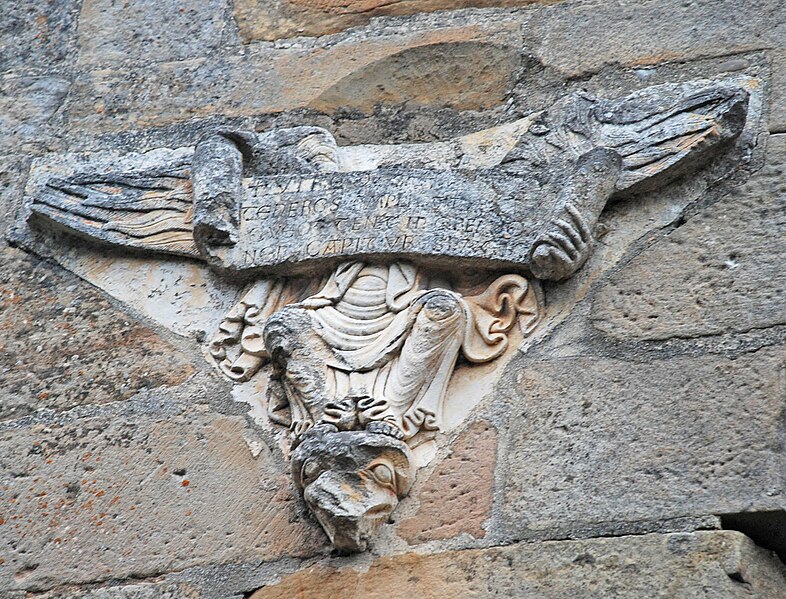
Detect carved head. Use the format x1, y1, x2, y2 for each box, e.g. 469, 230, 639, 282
291, 426, 415, 553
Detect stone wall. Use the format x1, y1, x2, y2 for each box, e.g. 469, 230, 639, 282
1, 0, 786, 597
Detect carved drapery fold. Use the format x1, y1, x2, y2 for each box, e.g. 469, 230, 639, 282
462, 274, 539, 363
214, 262, 540, 445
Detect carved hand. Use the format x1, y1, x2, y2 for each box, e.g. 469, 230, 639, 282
529, 203, 593, 281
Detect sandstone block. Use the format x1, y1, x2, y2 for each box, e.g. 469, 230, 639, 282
0, 76, 69, 155
35, 582, 200, 598
771, 53, 786, 134
233, 0, 539, 42
398, 421, 496, 543
0, 0, 79, 73
76, 0, 233, 67
591, 135, 786, 341
0, 247, 196, 420
249, 531, 786, 598
62, 23, 518, 133
531, 0, 785, 77
306, 40, 519, 114
0, 392, 325, 592
497, 348, 786, 539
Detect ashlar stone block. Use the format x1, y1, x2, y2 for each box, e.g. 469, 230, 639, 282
591, 135, 786, 341
249, 531, 786, 598
496, 348, 786, 539
0, 392, 325, 592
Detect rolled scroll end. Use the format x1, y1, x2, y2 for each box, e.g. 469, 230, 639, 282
191, 133, 244, 253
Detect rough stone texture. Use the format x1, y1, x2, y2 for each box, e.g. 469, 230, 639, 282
233, 0, 543, 42
2, 0, 786, 595
76, 0, 234, 66
398, 421, 496, 544
308, 41, 520, 114
291, 427, 416, 553
61, 22, 521, 134
0, 76, 69, 154
0, 156, 30, 233
51, 1, 786, 138
21, 78, 755, 279
35, 582, 200, 598
591, 135, 786, 341
0, 247, 197, 420
249, 531, 786, 598
498, 347, 786, 538
772, 52, 786, 134
528, 0, 786, 77
0, 388, 325, 592
0, 0, 80, 73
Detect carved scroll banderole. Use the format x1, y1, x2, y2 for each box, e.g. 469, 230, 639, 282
26, 78, 750, 282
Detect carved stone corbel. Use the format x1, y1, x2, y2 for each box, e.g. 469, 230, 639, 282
16, 76, 756, 553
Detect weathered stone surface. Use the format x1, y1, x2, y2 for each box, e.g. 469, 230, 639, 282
249, 531, 786, 598
530, 0, 786, 77
221, 261, 533, 553
0, 0, 79, 73
228, 167, 569, 271
28, 78, 754, 278
14, 70, 765, 558
63, 55, 278, 133
591, 135, 786, 341
233, 0, 541, 42
291, 426, 416, 553
8, 149, 242, 341
497, 348, 786, 539
2, 0, 785, 592
0, 247, 197, 420
0, 390, 325, 592
398, 421, 496, 543
62, 23, 517, 133
59, 0, 784, 138
308, 41, 520, 114
0, 156, 30, 233
772, 53, 786, 134
76, 0, 234, 66
0, 76, 69, 154
35, 581, 200, 598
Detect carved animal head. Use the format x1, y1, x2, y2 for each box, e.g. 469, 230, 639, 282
291, 426, 415, 553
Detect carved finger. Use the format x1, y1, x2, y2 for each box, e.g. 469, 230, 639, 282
291, 419, 313, 438
542, 231, 579, 259
566, 203, 593, 243
554, 217, 584, 249
532, 243, 571, 271
356, 396, 390, 425
323, 399, 359, 431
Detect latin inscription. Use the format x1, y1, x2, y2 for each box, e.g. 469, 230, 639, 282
219, 169, 547, 270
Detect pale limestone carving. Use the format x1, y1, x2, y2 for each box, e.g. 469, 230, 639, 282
291, 426, 415, 552
211, 262, 539, 446
16, 76, 756, 553
202, 256, 539, 554
206, 261, 539, 552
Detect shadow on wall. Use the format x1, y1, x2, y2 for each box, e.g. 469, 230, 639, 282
721, 510, 786, 564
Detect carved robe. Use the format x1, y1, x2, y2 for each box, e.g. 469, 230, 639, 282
260, 261, 537, 442
294, 262, 463, 439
